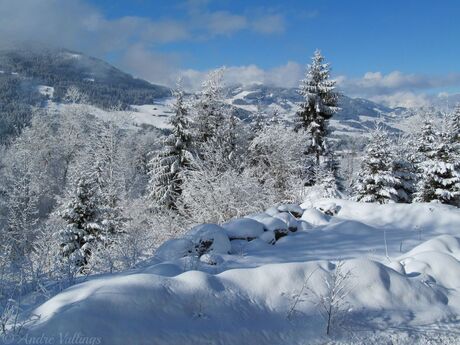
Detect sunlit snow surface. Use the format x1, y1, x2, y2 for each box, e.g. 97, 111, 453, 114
26, 200, 460, 344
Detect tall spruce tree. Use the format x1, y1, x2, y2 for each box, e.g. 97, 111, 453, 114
193, 68, 225, 145
295, 50, 340, 165
414, 120, 460, 206
447, 104, 460, 163
147, 85, 192, 210
392, 136, 418, 203
58, 171, 104, 269
354, 128, 399, 204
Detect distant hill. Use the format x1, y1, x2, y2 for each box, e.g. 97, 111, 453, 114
0, 46, 170, 143
222, 84, 414, 140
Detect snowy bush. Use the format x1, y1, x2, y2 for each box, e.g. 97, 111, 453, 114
179, 154, 275, 224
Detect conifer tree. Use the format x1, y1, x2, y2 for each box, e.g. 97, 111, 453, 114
58, 171, 104, 269
252, 101, 265, 133
193, 68, 225, 144
392, 136, 418, 203
354, 128, 399, 204
148, 85, 192, 210
414, 120, 460, 206
295, 50, 340, 165
447, 104, 460, 162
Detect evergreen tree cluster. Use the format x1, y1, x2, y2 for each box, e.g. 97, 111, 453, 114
354, 113, 460, 206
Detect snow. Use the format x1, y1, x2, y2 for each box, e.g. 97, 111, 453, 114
222, 218, 265, 239
300, 207, 331, 226
245, 212, 288, 231
277, 203, 304, 217
37, 85, 54, 98
22, 199, 460, 343
273, 212, 298, 231
187, 223, 232, 255
131, 100, 175, 129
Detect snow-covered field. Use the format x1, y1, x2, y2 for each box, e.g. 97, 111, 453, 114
19, 199, 460, 344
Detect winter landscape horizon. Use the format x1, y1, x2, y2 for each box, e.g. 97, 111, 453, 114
1, 1, 460, 344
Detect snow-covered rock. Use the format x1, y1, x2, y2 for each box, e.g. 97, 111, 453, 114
297, 220, 313, 232
277, 203, 304, 218
199, 253, 224, 266
155, 238, 194, 261
273, 212, 298, 232
316, 202, 341, 216
222, 218, 265, 240
300, 207, 331, 226
265, 206, 280, 216
258, 230, 276, 244
245, 213, 287, 231
245, 213, 289, 240
188, 223, 231, 255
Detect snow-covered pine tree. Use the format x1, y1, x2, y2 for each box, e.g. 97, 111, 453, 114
147, 85, 192, 210
354, 128, 399, 204
252, 100, 265, 133
268, 107, 281, 126
193, 67, 225, 145
58, 171, 104, 270
313, 162, 342, 198
89, 115, 128, 240
447, 104, 460, 162
391, 136, 418, 203
295, 50, 340, 166
314, 145, 342, 197
414, 120, 460, 206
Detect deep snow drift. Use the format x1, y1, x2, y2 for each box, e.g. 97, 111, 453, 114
22, 200, 460, 344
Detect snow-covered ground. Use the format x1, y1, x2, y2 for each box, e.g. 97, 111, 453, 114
21, 200, 460, 344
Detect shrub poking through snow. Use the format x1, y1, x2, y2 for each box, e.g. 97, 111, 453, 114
307, 261, 354, 336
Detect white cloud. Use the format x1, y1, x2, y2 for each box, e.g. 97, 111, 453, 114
179, 61, 304, 90
251, 14, 285, 34
118, 45, 181, 87
369, 92, 431, 108
0, 0, 286, 55
339, 71, 460, 96
337, 71, 460, 107
205, 11, 248, 36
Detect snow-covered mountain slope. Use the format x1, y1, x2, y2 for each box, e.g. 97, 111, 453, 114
223, 84, 417, 138
24, 200, 460, 344
126, 84, 419, 141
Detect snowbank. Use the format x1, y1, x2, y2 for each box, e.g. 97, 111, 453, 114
21, 199, 460, 344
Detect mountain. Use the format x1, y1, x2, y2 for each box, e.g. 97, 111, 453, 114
222, 84, 413, 139
0, 46, 171, 107
0, 46, 170, 143
0, 47, 423, 146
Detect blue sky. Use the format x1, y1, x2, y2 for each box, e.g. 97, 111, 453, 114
1, 0, 459, 106
87, 0, 460, 75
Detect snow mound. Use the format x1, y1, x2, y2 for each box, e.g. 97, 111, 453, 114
187, 223, 231, 255
22, 199, 460, 343
245, 212, 288, 232
156, 224, 231, 260
222, 218, 264, 240
301, 207, 331, 226
29, 257, 455, 345
277, 203, 304, 217
273, 212, 298, 231
399, 235, 460, 289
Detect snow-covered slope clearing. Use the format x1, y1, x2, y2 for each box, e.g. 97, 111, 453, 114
24, 200, 460, 344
